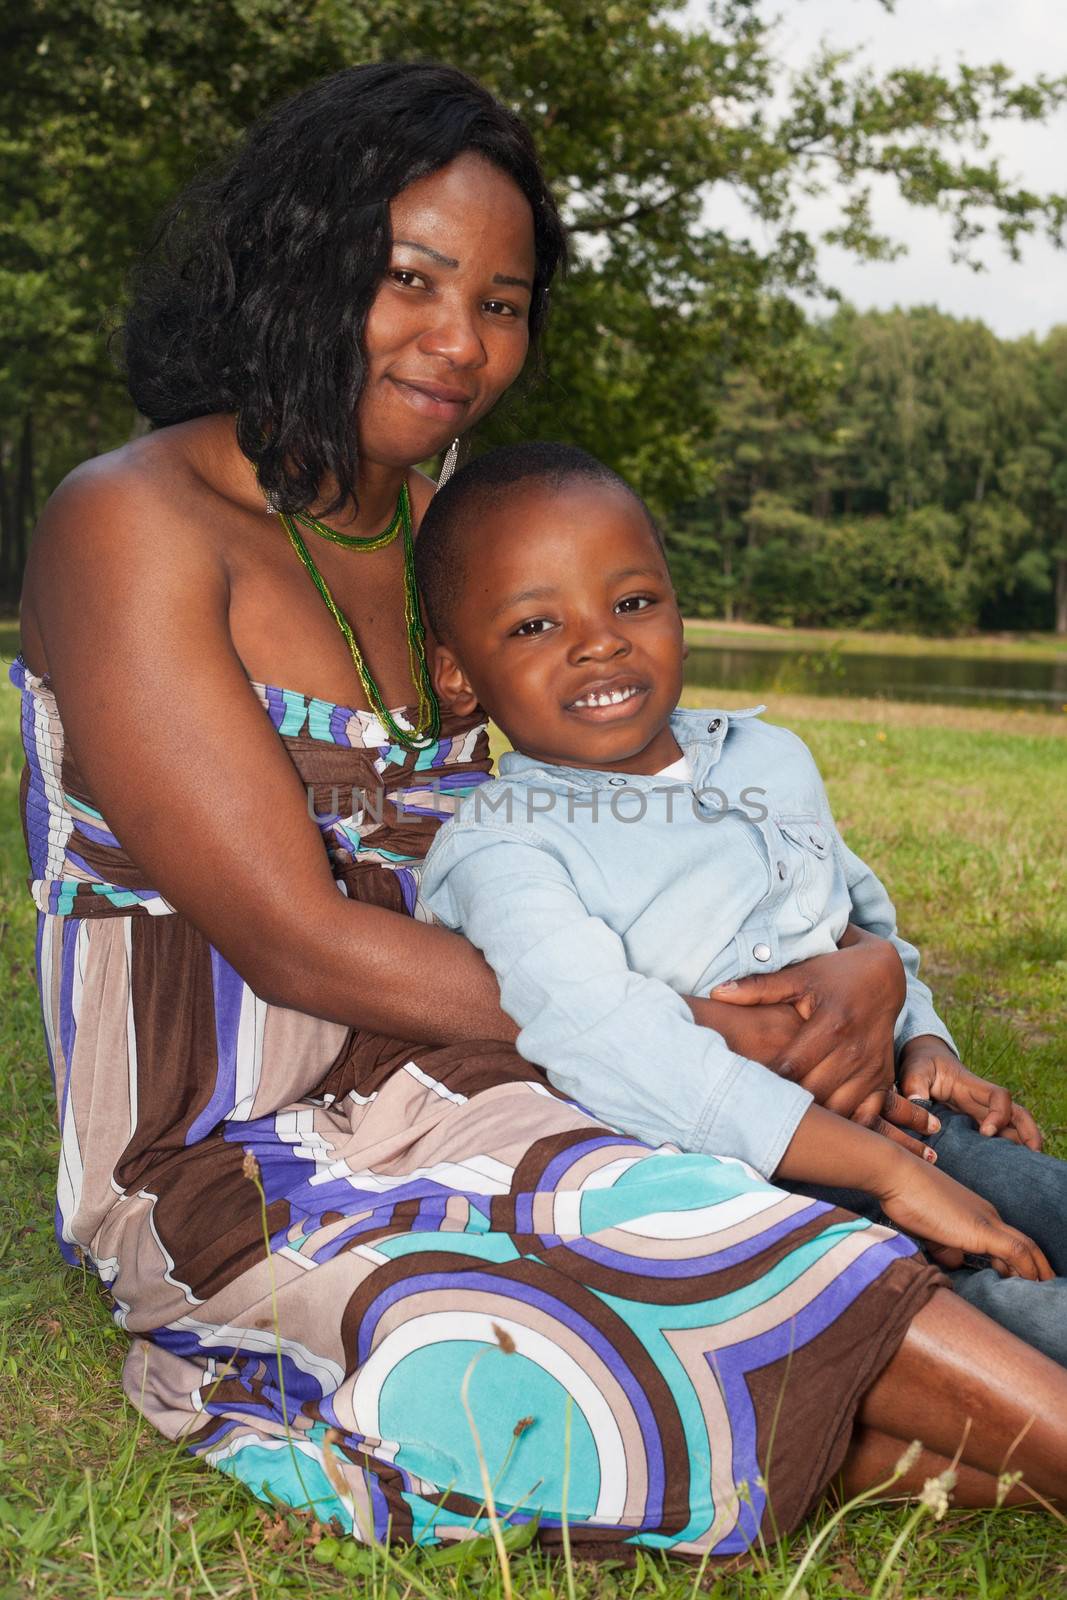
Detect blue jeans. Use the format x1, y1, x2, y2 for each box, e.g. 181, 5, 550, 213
789, 1104, 1067, 1367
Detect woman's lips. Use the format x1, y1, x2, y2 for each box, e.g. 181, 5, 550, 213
390, 377, 472, 421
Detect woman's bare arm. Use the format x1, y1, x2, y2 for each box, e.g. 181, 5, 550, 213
24, 465, 516, 1046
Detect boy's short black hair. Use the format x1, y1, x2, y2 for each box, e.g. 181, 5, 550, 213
415, 441, 662, 641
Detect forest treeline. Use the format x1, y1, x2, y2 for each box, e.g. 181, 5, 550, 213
3, 2, 1066, 631
669, 308, 1067, 635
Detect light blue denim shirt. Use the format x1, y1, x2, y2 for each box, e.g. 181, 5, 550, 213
419, 706, 955, 1178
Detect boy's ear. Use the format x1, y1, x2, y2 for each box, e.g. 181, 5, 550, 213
431, 642, 479, 716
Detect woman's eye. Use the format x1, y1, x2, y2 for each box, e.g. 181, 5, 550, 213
615, 595, 654, 614
389, 268, 426, 288
513, 617, 553, 637
484, 299, 519, 318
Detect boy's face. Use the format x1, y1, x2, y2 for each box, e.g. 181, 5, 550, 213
432, 478, 685, 773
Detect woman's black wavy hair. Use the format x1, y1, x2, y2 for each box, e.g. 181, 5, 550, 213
122, 62, 567, 514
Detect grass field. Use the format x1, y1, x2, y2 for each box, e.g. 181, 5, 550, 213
1, 667, 1065, 1598
681, 620, 1067, 662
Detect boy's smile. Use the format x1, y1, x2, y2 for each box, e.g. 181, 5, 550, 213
429, 478, 685, 774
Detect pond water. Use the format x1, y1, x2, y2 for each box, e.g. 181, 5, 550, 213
683, 643, 1067, 714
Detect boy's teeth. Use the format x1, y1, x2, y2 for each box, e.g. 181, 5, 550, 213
575, 686, 639, 707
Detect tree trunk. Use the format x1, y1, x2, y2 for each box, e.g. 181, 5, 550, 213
0, 414, 34, 604
1056, 550, 1067, 637
0, 429, 11, 604
13, 411, 34, 591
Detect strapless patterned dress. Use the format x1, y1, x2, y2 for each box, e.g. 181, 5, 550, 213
11, 656, 938, 1562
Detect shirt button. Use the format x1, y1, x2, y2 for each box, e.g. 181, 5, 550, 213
776, 861, 787, 880
608, 776, 627, 787
707, 718, 722, 733
753, 942, 771, 962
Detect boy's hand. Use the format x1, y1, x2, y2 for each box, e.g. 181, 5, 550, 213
898, 1035, 1043, 1151
777, 1104, 1049, 1279
876, 1154, 1053, 1281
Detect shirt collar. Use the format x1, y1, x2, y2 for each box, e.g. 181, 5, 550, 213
497, 705, 766, 789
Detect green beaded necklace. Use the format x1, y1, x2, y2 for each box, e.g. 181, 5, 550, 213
285, 494, 406, 552
275, 482, 440, 750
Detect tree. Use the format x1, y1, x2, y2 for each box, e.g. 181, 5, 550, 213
2, 0, 1065, 601
666, 306, 1067, 634
1028, 328, 1067, 634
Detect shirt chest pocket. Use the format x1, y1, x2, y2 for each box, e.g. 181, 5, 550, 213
775, 815, 834, 926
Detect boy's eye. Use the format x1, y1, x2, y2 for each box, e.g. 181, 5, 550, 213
512, 617, 555, 637
615, 594, 655, 614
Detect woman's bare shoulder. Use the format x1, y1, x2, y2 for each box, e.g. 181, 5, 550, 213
36, 422, 233, 549
21, 423, 233, 669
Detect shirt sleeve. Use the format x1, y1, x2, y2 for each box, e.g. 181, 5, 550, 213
820, 810, 958, 1058
421, 822, 812, 1177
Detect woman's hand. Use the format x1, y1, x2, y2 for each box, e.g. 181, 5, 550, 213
709, 930, 938, 1154
687, 996, 806, 1065
688, 999, 933, 1163
898, 1035, 1043, 1150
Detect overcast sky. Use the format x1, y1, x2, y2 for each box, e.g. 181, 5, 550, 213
696, 0, 1067, 337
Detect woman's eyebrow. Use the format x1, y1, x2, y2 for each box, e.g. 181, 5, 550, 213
393, 239, 531, 290
393, 238, 460, 268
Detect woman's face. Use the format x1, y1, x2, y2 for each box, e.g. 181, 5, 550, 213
360, 153, 537, 468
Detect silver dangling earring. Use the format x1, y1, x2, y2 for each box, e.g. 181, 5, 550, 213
263, 487, 281, 516
436, 436, 461, 491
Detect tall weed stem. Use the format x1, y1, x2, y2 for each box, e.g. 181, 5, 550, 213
459, 1344, 514, 1600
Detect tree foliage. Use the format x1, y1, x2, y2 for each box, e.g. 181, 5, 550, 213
669, 307, 1067, 633
2, 0, 1065, 621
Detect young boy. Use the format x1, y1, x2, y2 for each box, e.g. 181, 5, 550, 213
414, 440, 1066, 1362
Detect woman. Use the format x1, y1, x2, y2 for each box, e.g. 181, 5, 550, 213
15, 63, 1067, 1558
